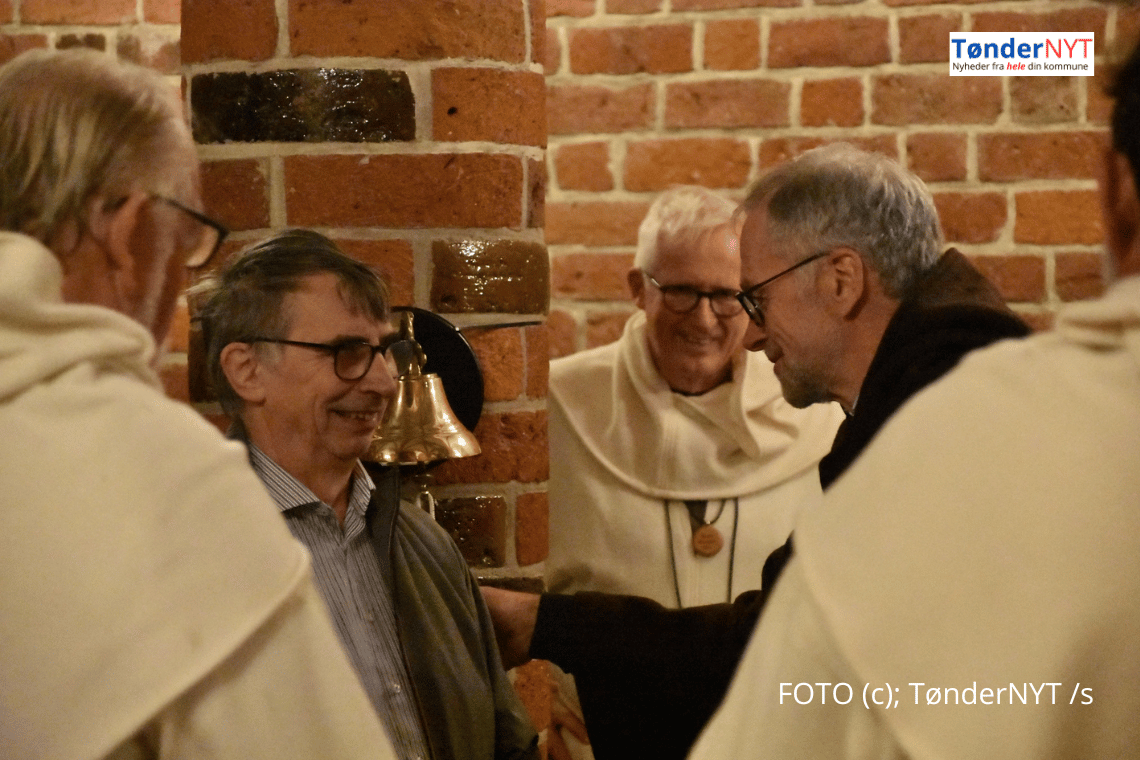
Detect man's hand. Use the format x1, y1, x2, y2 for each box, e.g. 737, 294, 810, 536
479, 585, 541, 670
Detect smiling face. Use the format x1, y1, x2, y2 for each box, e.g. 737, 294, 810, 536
631, 224, 749, 395
252, 272, 397, 477
738, 207, 843, 409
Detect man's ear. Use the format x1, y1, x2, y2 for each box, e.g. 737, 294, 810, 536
88, 192, 149, 303
1100, 148, 1140, 278
219, 342, 268, 405
821, 248, 866, 318
627, 267, 648, 308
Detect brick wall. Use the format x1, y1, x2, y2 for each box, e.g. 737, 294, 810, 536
546, 0, 1136, 350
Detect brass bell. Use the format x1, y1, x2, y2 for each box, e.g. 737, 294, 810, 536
369, 311, 481, 465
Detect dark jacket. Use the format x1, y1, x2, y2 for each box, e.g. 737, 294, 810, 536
530, 249, 1030, 760
349, 462, 541, 760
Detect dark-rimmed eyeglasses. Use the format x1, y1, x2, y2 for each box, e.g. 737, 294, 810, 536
736, 251, 829, 327
151, 194, 228, 270
645, 274, 743, 317
244, 336, 397, 382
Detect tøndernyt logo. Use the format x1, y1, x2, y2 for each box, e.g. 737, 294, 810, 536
949, 32, 1094, 76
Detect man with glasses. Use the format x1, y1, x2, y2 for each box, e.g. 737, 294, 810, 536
196, 229, 539, 760
0, 50, 399, 759
543, 186, 841, 759
483, 146, 1029, 760
691, 46, 1140, 760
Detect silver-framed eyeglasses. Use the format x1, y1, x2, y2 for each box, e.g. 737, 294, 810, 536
645, 274, 743, 317
151, 194, 228, 270
736, 251, 830, 327
244, 335, 398, 382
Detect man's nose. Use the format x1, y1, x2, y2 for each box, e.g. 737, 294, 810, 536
742, 320, 767, 352
358, 350, 399, 396
688, 295, 721, 328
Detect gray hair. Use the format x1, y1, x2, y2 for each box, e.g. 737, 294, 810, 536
192, 229, 391, 419
635, 185, 738, 271
0, 48, 190, 246
740, 144, 943, 298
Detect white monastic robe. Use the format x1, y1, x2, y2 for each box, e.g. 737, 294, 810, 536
545, 311, 843, 760
689, 276, 1140, 760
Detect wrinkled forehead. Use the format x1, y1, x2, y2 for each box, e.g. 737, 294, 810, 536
737, 208, 790, 286
279, 272, 390, 337
653, 223, 741, 288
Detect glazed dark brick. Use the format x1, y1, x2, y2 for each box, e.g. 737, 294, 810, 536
191, 68, 415, 144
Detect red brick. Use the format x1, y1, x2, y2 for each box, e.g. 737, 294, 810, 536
1011, 77, 1079, 124
1055, 251, 1107, 301
545, 28, 561, 73
674, 0, 798, 8
881, 0, 1011, 6
117, 33, 180, 74
468, 329, 525, 402
586, 310, 634, 347
144, 0, 180, 23
801, 78, 863, 128
769, 17, 889, 68
967, 254, 1046, 303
0, 35, 48, 64
899, 13, 962, 64
933, 192, 1007, 245
434, 68, 546, 147
200, 159, 269, 232
1017, 310, 1055, 333
530, 0, 544, 64
159, 362, 190, 403
554, 142, 614, 192
548, 83, 654, 134
0, 1, 10, 22
546, 201, 650, 246
289, 0, 526, 62
1015, 191, 1103, 245
182, 0, 276, 63
1118, 4, 1140, 51
529, 157, 546, 229
546, 310, 578, 359
516, 492, 549, 566
608, 0, 661, 12
759, 135, 896, 170
873, 74, 1002, 125
907, 132, 967, 183
978, 132, 1106, 182
552, 251, 635, 300
625, 137, 750, 191
334, 239, 415, 307
548, 0, 595, 16
972, 8, 1106, 43
705, 18, 759, 71
285, 153, 523, 229
23, 0, 134, 23
526, 325, 549, 399
569, 25, 692, 75
434, 411, 549, 484
57, 34, 106, 53
665, 79, 789, 129
1088, 76, 1114, 126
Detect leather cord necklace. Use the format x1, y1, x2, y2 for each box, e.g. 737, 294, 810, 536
664, 497, 740, 607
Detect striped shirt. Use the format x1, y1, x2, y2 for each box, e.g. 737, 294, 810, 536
247, 444, 430, 760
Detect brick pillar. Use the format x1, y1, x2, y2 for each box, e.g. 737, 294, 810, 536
181, 0, 549, 575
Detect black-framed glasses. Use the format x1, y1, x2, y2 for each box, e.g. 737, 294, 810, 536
645, 274, 743, 317
151, 194, 228, 270
736, 251, 830, 327
244, 336, 397, 381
